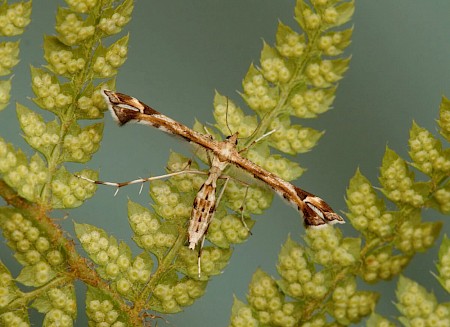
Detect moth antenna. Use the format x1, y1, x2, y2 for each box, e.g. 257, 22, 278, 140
253, 129, 277, 144
224, 97, 234, 136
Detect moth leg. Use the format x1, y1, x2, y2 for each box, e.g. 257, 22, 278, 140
238, 129, 277, 154
140, 311, 168, 327
197, 235, 206, 278
237, 185, 252, 235
218, 175, 252, 235
75, 169, 207, 196
170, 158, 192, 172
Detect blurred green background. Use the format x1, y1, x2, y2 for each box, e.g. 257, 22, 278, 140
1, 1, 450, 325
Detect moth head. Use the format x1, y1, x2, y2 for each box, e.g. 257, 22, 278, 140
226, 133, 239, 146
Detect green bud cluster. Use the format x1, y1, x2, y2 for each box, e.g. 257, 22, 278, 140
409, 122, 450, 175
229, 299, 258, 327
362, 247, 409, 283
276, 23, 305, 58
0, 1, 31, 36
289, 88, 334, 119
396, 276, 450, 327
157, 154, 208, 214
93, 36, 128, 78
246, 146, 304, 181
128, 202, 177, 256
301, 8, 322, 30
98, 0, 133, 36
213, 93, 258, 138
0, 210, 62, 286
224, 180, 272, 215
317, 30, 352, 56
31, 68, 73, 111
0, 78, 11, 110
366, 313, 396, 327
47, 48, 86, 76
305, 226, 358, 267
42, 287, 76, 327
51, 168, 97, 208
56, 11, 95, 46
437, 236, 450, 292
1, 311, 29, 327
0, 9, 25, 112
277, 238, 328, 300
65, 0, 97, 14
178, 246, 231, 279
87, 298, 125, 327
62, 124, 102, 162
396, 221, 440, 254
433, 185, 450, 213
298, 315, 326, 327
261, 54, 292, 84
151, 179, 193, 221
0, 138, 49, 202
330, 278, 378, 325
207, 214, 252, 248
346, 170, 393, 239
152, 278, 206, 313
114, 255, 152, 296
0, 263, 23, 327
0, 271, 14, 308
380, 148, 425, 207
243, 65, 278, 112
18, 104, 61, 151
76, 86, 110, 119
269, 116, 322, 155
76, 223, 153, 298
305, 59, 346, 88
438, 96, 450, 140
247, 270, 297, 327
0, 41, 19, 75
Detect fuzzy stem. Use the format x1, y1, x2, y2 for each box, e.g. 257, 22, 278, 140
0, 179, 140, 324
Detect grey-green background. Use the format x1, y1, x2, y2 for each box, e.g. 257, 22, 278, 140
1, 1, 450, 326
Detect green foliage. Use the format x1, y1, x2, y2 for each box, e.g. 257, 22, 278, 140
228, 95, 450, 326
0, 1, 31, 111
0, 1, 448, 326
0, 0, 139, 325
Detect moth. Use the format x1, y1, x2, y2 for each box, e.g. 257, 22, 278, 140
100, 90, 344, 227
80, 90, 344, 275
